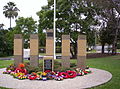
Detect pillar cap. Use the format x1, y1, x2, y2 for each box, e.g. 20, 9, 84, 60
62, 35, 70, 39
46, 30, 53, 38
46, 29, 53, 33
14, 34, 22, 39
44, 56, 53, 60
78, 35, 86, 40
30, 34, 38, 39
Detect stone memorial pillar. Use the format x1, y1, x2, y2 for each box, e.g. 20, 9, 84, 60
43, 30, 54, 71
14, 34, 23, 67
77, 35, 86, 69
46, 30, 54, 56
30, 34, 39, 67
62, 35, 70, 68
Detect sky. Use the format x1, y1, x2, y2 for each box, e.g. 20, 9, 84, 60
0, 0, 48, 29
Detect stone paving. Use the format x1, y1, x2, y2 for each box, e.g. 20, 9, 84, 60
0, 68, 112, 89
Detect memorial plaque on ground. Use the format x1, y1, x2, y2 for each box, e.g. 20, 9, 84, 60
44, 59, 52, 71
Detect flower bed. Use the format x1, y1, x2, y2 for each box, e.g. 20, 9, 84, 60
3, 64, 91, 81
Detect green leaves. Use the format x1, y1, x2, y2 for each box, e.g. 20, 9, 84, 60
14, 17, 37, 48
37, 0, 97, 58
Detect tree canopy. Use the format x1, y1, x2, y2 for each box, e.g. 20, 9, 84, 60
90, 0, 120, 54
37, 0, 98, 58
14, 17, 37, 48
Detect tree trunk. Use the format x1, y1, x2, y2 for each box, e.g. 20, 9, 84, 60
71, 42, 77, 59
112, 28, 118, 55
73, 43, 77, 59
112, 43, 116, 55
101, 44, 105, 54
70, 41, 77, 59
112, 41, 117, 55
10, 17, 12, 29
107, 44, 110, 53
70, 46, 74, 58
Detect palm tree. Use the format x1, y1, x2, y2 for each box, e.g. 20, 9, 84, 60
3, 2, 20, 29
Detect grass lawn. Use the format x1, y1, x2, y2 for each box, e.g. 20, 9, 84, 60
117, 49, 120, 52
87, 49, 97, 53
0, 55, 120, 89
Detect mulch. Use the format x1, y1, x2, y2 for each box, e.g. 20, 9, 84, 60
87, 53, 120, 59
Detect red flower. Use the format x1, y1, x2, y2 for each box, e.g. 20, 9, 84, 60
19, 63, 25, 68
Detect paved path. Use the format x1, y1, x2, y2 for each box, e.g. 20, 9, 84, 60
0, 68, 112, 89
0, 58, 13, 60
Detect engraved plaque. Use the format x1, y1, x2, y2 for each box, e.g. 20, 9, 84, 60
44, 59, 52, 71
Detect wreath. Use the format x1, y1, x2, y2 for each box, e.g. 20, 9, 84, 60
59, 72, 69, 79
67, 71, 77, 78
28, 72, 37, 80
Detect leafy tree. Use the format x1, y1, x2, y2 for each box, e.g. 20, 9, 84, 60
0, 30, 12, 56
37, 7, 50, 47
99, 27, 114, 53
37, 0, 97, 58
90, 0, 120, 54
3, 2, 20, 29
0, 17, 37, 57
14, 17, 37, 48
90, 0, 120, 14
5, 29, 15, 56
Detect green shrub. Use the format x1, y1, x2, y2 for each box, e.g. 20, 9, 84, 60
117, 43, 120, 49
70, 63, 76, 67
25, 62, 42, 74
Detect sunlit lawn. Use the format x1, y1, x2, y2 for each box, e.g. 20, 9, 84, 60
0, 55, 120, 89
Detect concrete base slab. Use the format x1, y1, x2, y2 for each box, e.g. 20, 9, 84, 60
0, 68, 112, 89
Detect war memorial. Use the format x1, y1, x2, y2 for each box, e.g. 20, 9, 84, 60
0, 30, 112, 89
